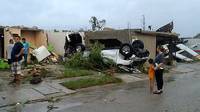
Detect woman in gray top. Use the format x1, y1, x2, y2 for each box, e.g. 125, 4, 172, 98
154, 46, 165, 94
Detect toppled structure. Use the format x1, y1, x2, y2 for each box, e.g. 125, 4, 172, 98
85, 28, 179, 61
163, 43, 200, 62
101, 39, 149, 72
182, 38, 200, 54
0, 26, 48, 62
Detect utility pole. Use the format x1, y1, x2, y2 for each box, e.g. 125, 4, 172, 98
142, 15, 146, 31
127, 22, 131, 40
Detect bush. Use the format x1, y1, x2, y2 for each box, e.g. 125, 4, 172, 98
65, 52, 91, 69
0, 59, 9, 69
88, 42, 104, 69
65, 42, 115, 70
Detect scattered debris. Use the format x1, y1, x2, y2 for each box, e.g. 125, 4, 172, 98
32, 46, 51, 62
31, 45, 61, 64
163, 43, 200, 62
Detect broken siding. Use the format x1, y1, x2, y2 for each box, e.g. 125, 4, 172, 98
3, 28, 47, 60
46, 31, 68, 55
35, 31, 47, 47
21, 30, 37, 47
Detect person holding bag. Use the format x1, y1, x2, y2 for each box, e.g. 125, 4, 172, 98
154, 45, 165, 94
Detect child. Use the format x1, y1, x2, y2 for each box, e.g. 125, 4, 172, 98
148, 58, 155, 93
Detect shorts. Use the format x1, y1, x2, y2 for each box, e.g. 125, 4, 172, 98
11, 61, 22, 75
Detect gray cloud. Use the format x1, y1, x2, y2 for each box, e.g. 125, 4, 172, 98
0, 0, 199, 37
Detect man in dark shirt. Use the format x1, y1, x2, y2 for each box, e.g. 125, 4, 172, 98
10, 34, 24, 84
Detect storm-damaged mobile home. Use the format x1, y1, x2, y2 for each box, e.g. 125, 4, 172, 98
0, 26, 47, 60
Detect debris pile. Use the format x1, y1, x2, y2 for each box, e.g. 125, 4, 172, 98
41, 52, 60, 64
31, 46, 61, 64
27, 64, 48, 84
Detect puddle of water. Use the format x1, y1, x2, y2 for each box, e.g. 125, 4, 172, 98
166, 77, 176, 83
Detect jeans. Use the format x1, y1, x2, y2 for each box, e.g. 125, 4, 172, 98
155, 69, 164, 90
24, 54, 28, 66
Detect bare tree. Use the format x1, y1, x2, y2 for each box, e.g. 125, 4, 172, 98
98, 19, 106, 30
89, 16, 106, 31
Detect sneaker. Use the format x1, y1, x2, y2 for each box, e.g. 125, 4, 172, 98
153, 90, 163, 94
20, 74, 24, 76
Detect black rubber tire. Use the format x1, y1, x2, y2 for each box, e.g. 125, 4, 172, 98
132, 40, 144, 49
134, 49, 150, 58
145, 50, 150, 57
75, 43, 85, 52
119, 43, 134, 59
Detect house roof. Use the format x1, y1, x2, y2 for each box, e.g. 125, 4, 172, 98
85, 29, 179, 39
10, 26, 43, 31
134, 30, 179, 38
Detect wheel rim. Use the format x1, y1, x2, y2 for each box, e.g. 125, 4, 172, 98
122, 46, 130, 54
76, 46, 82, 52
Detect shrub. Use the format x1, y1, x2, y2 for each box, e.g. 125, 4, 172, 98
88, 42, 104, 69
0, 59, 9, 69
64, 42, 116, 71
65, 52, 91, 69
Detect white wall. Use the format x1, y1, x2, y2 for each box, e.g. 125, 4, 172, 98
46, 31, 69, 55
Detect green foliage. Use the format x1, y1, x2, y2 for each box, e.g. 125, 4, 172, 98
60, 68, 94, 78
61, 75, 122, 90
65, 52, 91, 69
0, 59, 9, 69
47, 44, 55, 52
88, 42, 105, 69
65, 42, 115, 71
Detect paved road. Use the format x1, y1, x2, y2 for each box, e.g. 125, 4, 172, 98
2, 62, 200, 112
58, 63, 200, 112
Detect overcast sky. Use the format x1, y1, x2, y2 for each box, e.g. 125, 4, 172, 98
0, 0, 199, 37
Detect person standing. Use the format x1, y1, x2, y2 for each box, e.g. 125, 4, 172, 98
154, 46, 165, 94
6, 39, 14, 65
22, 38, 29, 67
11, 34, 24, 84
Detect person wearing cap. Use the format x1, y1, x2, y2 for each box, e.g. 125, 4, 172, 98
10, 34, 24, 84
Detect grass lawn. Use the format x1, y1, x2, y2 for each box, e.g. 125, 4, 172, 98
61, 75, 122, 90
58, 68, 94, 78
